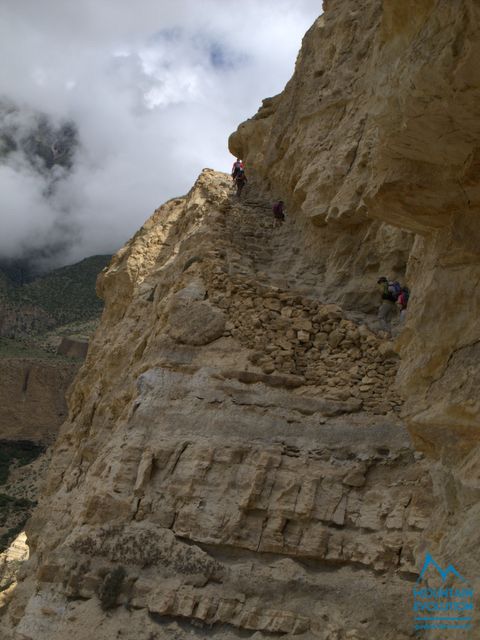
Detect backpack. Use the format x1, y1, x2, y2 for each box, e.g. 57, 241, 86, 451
399, 287, 410, 308
232, 161, 243, 177
381, 280, 400, 302
390, 281, 402, 298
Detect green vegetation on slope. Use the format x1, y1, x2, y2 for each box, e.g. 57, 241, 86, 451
0, 441, 45, 486
0, 337, 80, 360
0, 441, 45, 552
3, 254, 111, 326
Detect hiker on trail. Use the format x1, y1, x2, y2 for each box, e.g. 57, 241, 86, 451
231, 158, 244, 181
235, 168, 247, 197
377, 276, 400, 333
272, 200, 285, 227
396, 286, 410, 323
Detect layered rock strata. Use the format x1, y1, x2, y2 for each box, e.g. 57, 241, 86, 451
0, 359, 77, 442
228, 3, 414, 313
231, 0, 480, 628
3, 172, 432, 639
5, 0, 480, 637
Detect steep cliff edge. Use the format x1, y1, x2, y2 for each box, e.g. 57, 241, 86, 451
2, 172, 432, 639
228, 3, 414, 313
231, 0, 480, 619
3, 0, 480, 638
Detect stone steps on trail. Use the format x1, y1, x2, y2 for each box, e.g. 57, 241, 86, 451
222, 191, 331, 307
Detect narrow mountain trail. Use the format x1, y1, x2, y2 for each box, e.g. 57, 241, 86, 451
2, 172, 433, 640
221, 185, 385, 331
204, 175, 402, 415
223, 187, 325, 297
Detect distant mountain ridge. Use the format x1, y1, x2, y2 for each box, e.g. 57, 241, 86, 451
0, 255, 111, 340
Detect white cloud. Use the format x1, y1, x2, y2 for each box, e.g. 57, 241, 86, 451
0, 0, 321, 267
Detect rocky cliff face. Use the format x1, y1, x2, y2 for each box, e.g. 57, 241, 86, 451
0, 358, 77, 591
228, 3, 415, 314
0, 359, 76, 443
3, 1, 479, 638
231, 0, 480, 622
2, 172, 433, 640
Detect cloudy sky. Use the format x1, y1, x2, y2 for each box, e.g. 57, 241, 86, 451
0, 0, 321, 268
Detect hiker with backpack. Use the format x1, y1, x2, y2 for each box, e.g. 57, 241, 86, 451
272, 200, 285, 227
235, 169, 247, 197
231, 158, 244, 181
377, 276, 401, 333
397, 286, 410, 322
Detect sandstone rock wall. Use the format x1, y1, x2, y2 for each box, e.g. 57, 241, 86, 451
2, 173, 432, 640
0, 359, 78, 443
4, 0, 480, 638
230, 0, 480, 448
231, 0, 480, 625
229, 3, 414, 313
57, 337, 89, 360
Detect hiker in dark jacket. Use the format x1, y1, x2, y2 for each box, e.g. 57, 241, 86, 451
377, 276, 399, 333
235, 169, 247, 197
231, 158, 244, 181
272, 200, 285, 227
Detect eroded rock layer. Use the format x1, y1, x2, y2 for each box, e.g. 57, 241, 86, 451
2, 173, 432, 639
5, 0, 480, 637
0, 359, 76, 442
230, 0, 480, 628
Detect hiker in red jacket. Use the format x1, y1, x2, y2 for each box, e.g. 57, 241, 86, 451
231, 158, 244, 181
396, 286, 410, 323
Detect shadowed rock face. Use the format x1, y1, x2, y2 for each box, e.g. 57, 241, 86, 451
57, 337, 89, 360
0, 172, 433, 639
231, 0, 480, 618
229, 2, 415, 314
3, 1, 480, 638
0, 359, 77, 442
